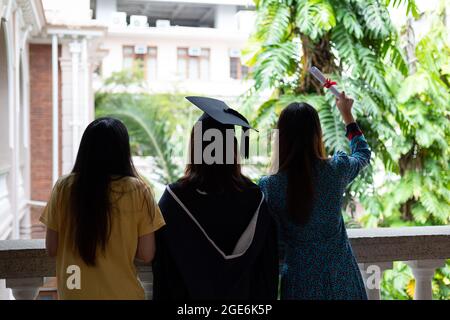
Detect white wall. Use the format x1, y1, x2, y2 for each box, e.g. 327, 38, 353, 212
42, 0, 92, 22
100, 27, 252, 96
95, 0, 117, 24
214, 5, 237, 30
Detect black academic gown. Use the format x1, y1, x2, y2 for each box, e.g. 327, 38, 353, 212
152, 182, 279, 300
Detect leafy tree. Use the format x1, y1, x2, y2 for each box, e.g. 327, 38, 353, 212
358, 5, 450, 227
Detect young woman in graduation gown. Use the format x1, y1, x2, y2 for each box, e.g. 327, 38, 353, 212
259, 93, 370, 300
153, 97, 279, 300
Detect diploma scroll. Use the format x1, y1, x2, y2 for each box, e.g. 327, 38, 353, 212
309, 66, 341, 98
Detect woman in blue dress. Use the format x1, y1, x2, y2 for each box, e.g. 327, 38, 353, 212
259, 92, 370, 300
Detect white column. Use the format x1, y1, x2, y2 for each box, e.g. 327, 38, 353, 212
11, 10, 20, 239
406, 259, 445, 300
81, 37, 90, 130
358, 262, 393, 300
69, 40, 81, 163
21, 28, 32, 241
19, 211, 31, 239
51, 35, 59, 184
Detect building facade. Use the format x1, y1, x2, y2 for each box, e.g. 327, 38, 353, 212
93, 0, 256, 96
0, 0, 106, 244
0, 0, 255, 298
0, 0, 46, 242
0, 0, 257, 245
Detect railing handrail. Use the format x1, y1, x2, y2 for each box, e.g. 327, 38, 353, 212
1, 226, 449, 279
348, 225, 450, 237
348, 225, 450, 263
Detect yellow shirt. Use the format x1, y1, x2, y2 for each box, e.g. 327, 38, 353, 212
39, 174, 165, 300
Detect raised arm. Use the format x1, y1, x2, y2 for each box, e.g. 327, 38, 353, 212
335, 92, 371, 183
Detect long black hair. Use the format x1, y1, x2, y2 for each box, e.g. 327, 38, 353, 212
276, 103, 327, 225
70, 117, 139, 266
179, 116, 253, 192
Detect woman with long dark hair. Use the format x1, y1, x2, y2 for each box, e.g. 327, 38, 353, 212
40, 117, 165, 299
259, 92, 370, 300
153, 97, 278, 300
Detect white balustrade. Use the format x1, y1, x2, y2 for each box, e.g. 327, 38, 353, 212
405, 260, 446, 300
0, 166, 31, 240
349, 226, 450, 300
0, 239, 155, 300
18, 165, 31, 239
0, 169, 12, 240
19, 211, 31, 240
0, 227, 449, 300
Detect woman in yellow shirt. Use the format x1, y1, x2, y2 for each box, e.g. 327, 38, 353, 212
40, 117, 165, 300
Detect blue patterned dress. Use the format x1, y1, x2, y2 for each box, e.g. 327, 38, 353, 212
259, 130, 370, 300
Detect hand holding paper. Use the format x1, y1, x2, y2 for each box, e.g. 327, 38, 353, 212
309, 66, 341, 98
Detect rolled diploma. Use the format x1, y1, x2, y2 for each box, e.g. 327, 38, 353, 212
309, 66, 341, 98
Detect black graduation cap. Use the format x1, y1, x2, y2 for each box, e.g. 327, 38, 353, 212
186, 96, 255, 159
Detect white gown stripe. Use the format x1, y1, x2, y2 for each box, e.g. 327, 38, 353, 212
166, 186, 264, 260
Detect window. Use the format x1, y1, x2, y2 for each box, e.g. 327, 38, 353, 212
147, 47, 157, 81
122, 46, 158, 81
177, 48, 210, 80
230, 57, 249, 80
123, 46, 134, 70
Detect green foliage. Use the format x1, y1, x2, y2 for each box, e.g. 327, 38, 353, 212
385, 0, 420, 18
359, 10, 450, 226
381, 262, 414, 300
95, 70, 195, 184
246, 0, 405, 158
295, 0, 336, 40
434, 262, 450, 299
381, 260, 450, 300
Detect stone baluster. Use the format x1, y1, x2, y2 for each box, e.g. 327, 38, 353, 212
0, 279, 12, 300
19, 211, 32, 239
137, 265, 153, 300
6, 277, 43, 300
358, 262, 393, 300
405, 259, 445, 300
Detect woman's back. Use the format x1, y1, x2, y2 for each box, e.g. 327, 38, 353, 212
259, 94, 371, 300
260, 135, 370, 299
260, 142, 368, 242
152, 97, 279, 300
40, 174, 165, 299
153, 181, 279, 300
